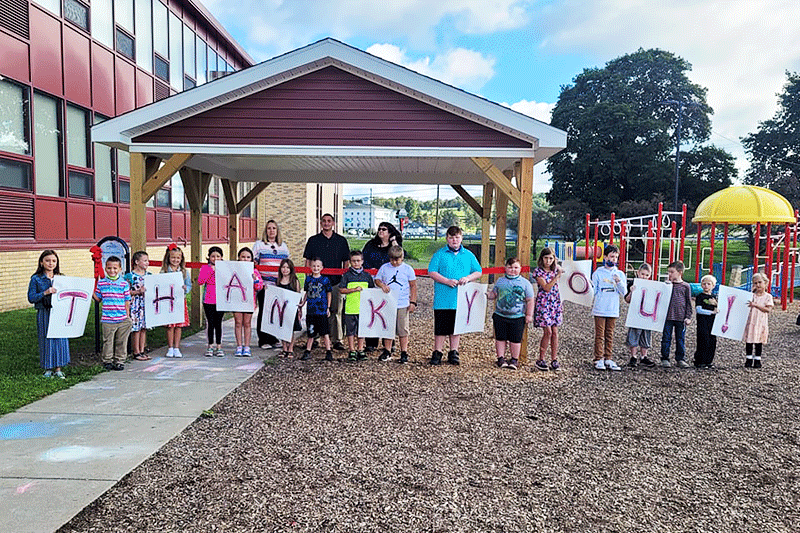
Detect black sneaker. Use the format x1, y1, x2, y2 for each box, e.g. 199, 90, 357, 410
103, 363, 114, 370
332, 341, 346, 351
356, 351, 367, 361
496, 357, 506, 368
627, 357, 638, 368
300, 350, 312, 361
348, 351, 358, 362
112, 363, 125, 371
363, 345, 375, 354
430, 350, 443, 365
745, 358, 753, 368
325, 350, 333, 361
447, 350, 460, 365
398, 352, 409, 364
639, 356, 656, 368
753, 359, 762, 369
378, 349, 392, 361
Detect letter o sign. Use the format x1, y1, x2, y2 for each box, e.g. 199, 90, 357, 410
568, 272, 590, 295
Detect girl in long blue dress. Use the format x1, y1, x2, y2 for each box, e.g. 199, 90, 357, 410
27, 250, 70, 378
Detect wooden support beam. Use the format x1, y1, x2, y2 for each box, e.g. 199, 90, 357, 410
495, 172, 510, 267
179, 167, 210, 326
470, 157, 522, 207
517, 158, 535, 365
129, 153, 147, 253
220, 179, 239, 260
480, 182, 494, 283
141, 153, 192, 202
450, 184, 483, 218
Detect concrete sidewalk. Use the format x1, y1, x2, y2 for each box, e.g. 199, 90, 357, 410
0, 319, 266, 533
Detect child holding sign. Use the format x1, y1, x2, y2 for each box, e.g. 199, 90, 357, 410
160, 244, 192, 358
232, 247, 264, 357
339, 250, 375, 361
198, 247, 225, 357
591, 245, 626, 371
660, 261, 693, 368
624, 263, 657, 368
744, 273, 773, 369
299, 258, 333, 362
27, 250, 70, 378
532, 248, 563, 371
124, 251, 151, 361
374, 246, 418, 364
694, 274, 718, 368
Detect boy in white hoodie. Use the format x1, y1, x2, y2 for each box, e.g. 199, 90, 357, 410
591, 245, 627, 371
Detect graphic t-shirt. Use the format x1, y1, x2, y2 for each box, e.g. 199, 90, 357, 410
492, 275, 534, 319
375, 262, 417, 308
339, 268, 374, 315
304, 275, 332, 316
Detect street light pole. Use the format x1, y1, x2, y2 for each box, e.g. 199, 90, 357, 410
661, 100, 699, 211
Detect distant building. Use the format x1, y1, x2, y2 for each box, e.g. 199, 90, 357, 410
344, 202, 397, 232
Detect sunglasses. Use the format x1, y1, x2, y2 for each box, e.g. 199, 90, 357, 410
378, 227, 388, 232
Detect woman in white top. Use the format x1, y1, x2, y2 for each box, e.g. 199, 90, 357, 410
253, 219, 290, 349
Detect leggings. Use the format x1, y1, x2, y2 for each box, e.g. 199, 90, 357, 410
204, 303, 225, 345
745, 343, 763, 358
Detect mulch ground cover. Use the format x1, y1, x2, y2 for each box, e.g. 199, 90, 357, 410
60, 278, 800, 532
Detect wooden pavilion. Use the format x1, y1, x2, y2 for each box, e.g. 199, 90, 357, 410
92, 38, 567, 338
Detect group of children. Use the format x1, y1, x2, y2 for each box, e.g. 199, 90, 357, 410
29, 232, 776, 377
591, 245, 774, 372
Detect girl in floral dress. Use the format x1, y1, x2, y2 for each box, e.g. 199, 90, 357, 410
124, 251, 151, 361
532, 247, 563, 371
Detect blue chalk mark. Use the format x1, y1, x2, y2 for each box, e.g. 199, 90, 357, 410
0, 422, 59, 440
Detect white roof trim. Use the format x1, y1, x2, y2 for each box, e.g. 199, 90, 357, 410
130, 144, 537, 158
92, 38, 566, 151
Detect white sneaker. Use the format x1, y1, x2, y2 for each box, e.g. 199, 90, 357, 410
605, 359, 622, 371
594, 359, 606, 371
166, 347, 175, 358
173, 348, 183, 358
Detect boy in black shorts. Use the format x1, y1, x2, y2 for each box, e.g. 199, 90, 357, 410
299, 258, 333, 361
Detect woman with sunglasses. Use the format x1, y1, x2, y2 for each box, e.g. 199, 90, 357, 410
362, 222, 403, 352
253, 219, 291, 349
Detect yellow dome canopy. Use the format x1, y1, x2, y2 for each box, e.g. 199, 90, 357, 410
692, 185, 796, 224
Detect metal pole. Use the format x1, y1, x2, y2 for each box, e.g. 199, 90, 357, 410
674, 109, 682, 211
434, 184, 440, 240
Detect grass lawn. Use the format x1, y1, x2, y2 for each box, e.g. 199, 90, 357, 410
0, 300, 204, 416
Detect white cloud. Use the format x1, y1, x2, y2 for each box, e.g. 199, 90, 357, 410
536, 0, 800, 175
502, 99, 555, 123
366, 43, 496, 93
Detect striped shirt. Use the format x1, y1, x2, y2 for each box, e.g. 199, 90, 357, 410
95, 276, 131, 323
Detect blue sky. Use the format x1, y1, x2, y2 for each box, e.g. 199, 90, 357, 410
204, 0, 800, 201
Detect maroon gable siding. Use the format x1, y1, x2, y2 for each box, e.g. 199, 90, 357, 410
134, 66, 530, 148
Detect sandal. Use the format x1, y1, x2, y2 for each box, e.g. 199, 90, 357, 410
133, 353, 150, 361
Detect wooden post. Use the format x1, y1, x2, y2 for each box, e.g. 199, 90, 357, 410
517, 158, 534, 365
181, 168, 212, 326
480, 182, 494, 282
495, 173, 510, 266
221, 179, 239, 260
129, 153, 146, 253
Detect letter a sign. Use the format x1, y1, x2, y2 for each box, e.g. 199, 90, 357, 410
215, 260, 256, 312
47, 277, 94, 338
358, 289, 397, 339
260, 285, 303, 342
144, 272, 185, 327
454, 282, 488, 335
624, 279, 671, 332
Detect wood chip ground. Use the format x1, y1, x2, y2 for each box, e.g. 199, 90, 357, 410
60, 278, 800, 532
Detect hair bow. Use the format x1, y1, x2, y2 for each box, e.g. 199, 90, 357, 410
167, 243, 178, 251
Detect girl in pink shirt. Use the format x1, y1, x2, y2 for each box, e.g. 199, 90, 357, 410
198, 246, 225, 357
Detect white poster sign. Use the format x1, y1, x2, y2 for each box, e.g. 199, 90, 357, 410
214, 260, 256, 312
712, 285, 754, 340
358, 288, 398, 339
453, 282, 488, 335
558, 260, 595, 307
625, 279, 672, 332
144, 272, 185, 327
47, 277, 94, 338
260, 286, 303, 342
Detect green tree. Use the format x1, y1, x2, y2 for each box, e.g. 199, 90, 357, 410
441, 209, 460, 228
547, 48, 734, 217
678, 145, 736, 209
742, 71, 800, 205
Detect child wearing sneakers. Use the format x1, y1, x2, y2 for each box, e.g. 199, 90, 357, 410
299, 258, 333, 361
487, 257, 534, 370
93, 256, 131, 371
744, 272, 773, 369
532, 247, 563, 371
591, 245, 627, 371
660, 261, 693, 368
339, 250, 375, 361
427, 226, 483, 366
694, 274, 718, 368
374, 246, 418, 364
624, 263, 657, 368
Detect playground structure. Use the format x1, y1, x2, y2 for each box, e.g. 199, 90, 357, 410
581, 186, 800, 310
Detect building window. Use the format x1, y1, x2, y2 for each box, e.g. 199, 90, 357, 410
208, 46, 220, 80
66, 104, 90, 168
117, 149, 129, 177
183, 25, 195, 80
152, 0, 168, 59
68, 169, 93, 198
33, 93, 63, 197
168, 11, 182, 91
116, 28, 135, 60
64, 0, 89, 32
90, 0, 113, 48
195, 36, 206, 85
154, 55, 169, 82
118, 179, 130, 203
0, 78, 30, 156
113, 0, 133, 33
203, 177, 219, 214
94, 142, 114, 202
183, 76, 195, 90
155, 187, 170, 207
171, 175, 185, 210
35, 0, 61, 16
0, 158, 31, 190
134, 0, 152, 71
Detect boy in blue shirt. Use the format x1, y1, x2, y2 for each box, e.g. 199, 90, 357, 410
299, 258, 333, 361
427, 226, 483, 365
93, 256, 131, 371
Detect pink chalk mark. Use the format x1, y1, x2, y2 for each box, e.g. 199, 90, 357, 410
16, 482, 36, 494
721, 295, 736, 333
368, 299, 387, 329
